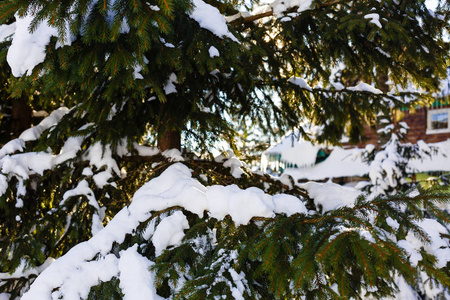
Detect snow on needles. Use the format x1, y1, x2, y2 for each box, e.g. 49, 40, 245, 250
4, 1, 237, 79
190, 0, 238, 42
7, 15, 58, 77
15, 162, 450, 299
272, 0, 312, 17
21, 163, 308, 300
300, 181, 361, 213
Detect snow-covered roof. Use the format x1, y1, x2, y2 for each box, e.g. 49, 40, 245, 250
282, 147, 369, 181
264, 139, 450, 181
262, 135, 321, 168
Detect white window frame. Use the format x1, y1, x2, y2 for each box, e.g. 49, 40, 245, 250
426, 108, 450, 134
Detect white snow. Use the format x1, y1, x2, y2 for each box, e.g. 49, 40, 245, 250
162, 148, 184, 162
395, 218, 450, 291
209, 46, 220, 57
397, 239, 422, 267
0, 257, 54, 281
273, 194, 307, 216
300, 181, 361, 213
272, 0, 312, 17
7, 15, 59, 77
331, 81, 344, 90
288, 76, 312, 91
347, 82, 383, 94
84, 142, 121, 176
54, 136, 83, 165
164, 73, 178, 95
152, 211, 189, 256
222, 151, 244, 178
133, 143, 159, 156
269, 139, 450, 182
1, 152, 53, 179
376, 46, 391, 58
119, 245, 162, 300
52, 254, 119, 300
190, 0, 238, 42
0, 139, 25, 159
364, 13, 382, 28
19, 107, 69, 141
21, 162, 308, 300
0, 293, 10, 300
224, 11, 251, 23
408, 219, 450, 268
93, 170, 113, 188
281, 146, 368, 180
0, 23, 16, 42
61, 179, 105, 235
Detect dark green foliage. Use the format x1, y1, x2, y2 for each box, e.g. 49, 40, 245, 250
143, 168, 450, 299
87, 278, 124, 300
0, 0, 448, 150
0, 0, 448, 299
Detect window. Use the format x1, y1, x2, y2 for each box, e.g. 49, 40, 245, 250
427, 108, 450, 134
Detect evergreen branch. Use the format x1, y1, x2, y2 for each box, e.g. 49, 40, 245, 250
317, 230, 351, 260
355, 242, 372, 285
227, 0, 351, 25
0, 2, 21, 23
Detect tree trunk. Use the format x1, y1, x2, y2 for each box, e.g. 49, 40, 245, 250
156, 97, 183, 152
157, 127, 181, 152
376, 71, 389, 93
11, 98, 32, 138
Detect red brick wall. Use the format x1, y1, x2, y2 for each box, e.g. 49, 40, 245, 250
343, 106, 450, 148
401, 107, 450, 144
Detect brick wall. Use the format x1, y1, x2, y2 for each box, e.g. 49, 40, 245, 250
343, 105, 450, 148
401, 106, 450, 144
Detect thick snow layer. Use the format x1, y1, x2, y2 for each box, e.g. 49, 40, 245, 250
223, 154, 244, 178
133, 143, 160, 156
21, 163, 307, 300
409, 139, 450, 172
54, 136, 83, 165
85, 143, 120, 174
119, 245, 162, 300
281, 147, 368, 180
406, 219, 450, 268
7, 15, 58, 76
262, 135, 321, 169
0, 23, 16, 42
19, 107, 69, 141
20, 208, 136, 300
1, 152, 53, 179
300, 181, 361, 213
0, 258, 54, 281
0, 139, 24, 159
275, 139, 450, 181
0, 293, 10, 300
131, 163, 307, 223
152, 211, 189, 256
190, 0, 238, 42
162, 148, 184, 162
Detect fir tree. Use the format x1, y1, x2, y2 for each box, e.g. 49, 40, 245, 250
0, 0, 449, 299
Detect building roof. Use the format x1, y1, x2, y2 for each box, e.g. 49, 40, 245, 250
263, 138, 450, 181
